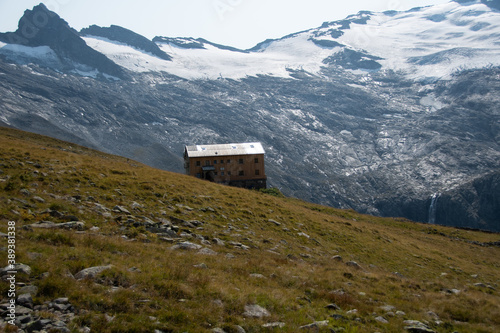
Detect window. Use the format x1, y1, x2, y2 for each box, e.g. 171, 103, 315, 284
195, 173, 201, 178
220, 160, 224, 164
220, 167, 225, 171
254, 158, 259, 163
238, 159, 244, 164
221, 172, 224, 176
205, 160, 210, 166
239, 170, 245, 176
228, 171, 231, 176
255, 170, 260, 176
196, 161, 201, 167
214, 160, 217, 164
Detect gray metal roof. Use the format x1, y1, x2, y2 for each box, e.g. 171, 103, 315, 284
185, 142, 265, 158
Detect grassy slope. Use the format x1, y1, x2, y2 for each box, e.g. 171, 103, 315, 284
0, 127, 499, 332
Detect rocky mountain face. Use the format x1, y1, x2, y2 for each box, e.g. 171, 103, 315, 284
0, 1, 499, 231
0, 3, 126, 79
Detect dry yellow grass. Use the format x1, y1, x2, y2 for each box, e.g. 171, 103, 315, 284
0, 127, 499, 332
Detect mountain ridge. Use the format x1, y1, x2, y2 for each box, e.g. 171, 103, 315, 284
0, 2, 499, 231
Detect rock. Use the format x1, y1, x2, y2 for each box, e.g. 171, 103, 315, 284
331, 314, 345, 320
299, 320, 329, 329
20, 188, 31, 196
131, 201, 143, 210
345, 261, 363, 270
61, 214, 79, 222
1, 263, 32, 276
27, 318, 52, 331
234, 325, 246, 333
198, 247, 217, 255
268, 219, 281, 226
51, 302, 71, 312
250, 273, 266, 279
375, 316, 389, 324
15, 305, 33, 315
18, 285, 38, 296
331, 255, 343, 262
212, 328, 226, 333
212, 238, 226, 246
17, 293, 33, 309
32, 196, 45, 203
16, 314, 34, 326
54, 297, 69, 304
171, 241, 202, 250
404, 320, 436, 333
74, 265, 113, 280
28, 221, 85, 230
113, 205, 131, 214
325, 303, 341, 310
380, 305, 396, 312
262, 322, 285, 328
243, 304, 270, 318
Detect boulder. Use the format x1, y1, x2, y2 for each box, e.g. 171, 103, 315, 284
243, 304, 270, 318
1, 263, 32, 276
74, 265, 113, 280
17, 293, 33, 309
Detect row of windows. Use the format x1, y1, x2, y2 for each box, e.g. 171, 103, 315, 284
195, 170, 261, 178
195, 158, 259, 167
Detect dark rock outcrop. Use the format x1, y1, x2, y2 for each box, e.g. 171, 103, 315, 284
433, 171, 500, 232
0, 4, 127, 79
81, 25, 172, 61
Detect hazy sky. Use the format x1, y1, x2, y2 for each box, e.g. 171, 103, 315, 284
0, 0, 450, 49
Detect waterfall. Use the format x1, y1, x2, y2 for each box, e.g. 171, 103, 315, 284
428, 193, 440, 224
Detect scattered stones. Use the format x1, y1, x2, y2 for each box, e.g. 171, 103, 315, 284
243, 304, 270, 318
74, 265, 113, 280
